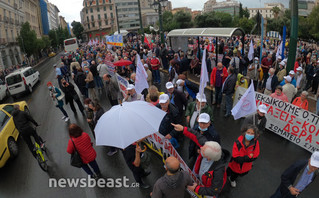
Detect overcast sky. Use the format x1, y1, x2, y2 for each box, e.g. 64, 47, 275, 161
54, 0, 290, 24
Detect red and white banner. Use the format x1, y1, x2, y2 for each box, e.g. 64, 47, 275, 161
234, 87, 319, 153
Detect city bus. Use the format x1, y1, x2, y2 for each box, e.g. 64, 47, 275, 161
64, 37, 79, 53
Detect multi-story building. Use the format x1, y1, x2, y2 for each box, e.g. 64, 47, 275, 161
171, 7, 191, 15
192, 10, 201, 20
115, 0, 140, 31
81, 0, 117, 41
47, 2, 59, 31
139, 0, 172, 27
204, 0, 239, 16
24, 0, 42, 37
249, 3, 285, 19
0, 0, 25, 69
59, 16, 68, 30
290, 0, 315, 17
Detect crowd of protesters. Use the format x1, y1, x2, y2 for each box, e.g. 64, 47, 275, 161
7, 32, 315, 198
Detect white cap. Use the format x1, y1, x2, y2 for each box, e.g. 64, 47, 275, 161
289, 70, 295, 75
284, 75, 292, 82
166, 82, 174, 89
198, 113, 210, 123
176, 79, 184, 86
258, 104, 267, 114
126, 84, 135, 90
277, 56, 282, 59
317, 60, 319, 63
196, 93, 207, 103
254, 57, 259, 60
279, 61, 285, 66
159, 94, 169, 104
143, 64, 148, 67
296, 67, 303, 71
310, 151, 319, 168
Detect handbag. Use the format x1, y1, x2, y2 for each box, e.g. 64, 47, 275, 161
70, 138, 83, 168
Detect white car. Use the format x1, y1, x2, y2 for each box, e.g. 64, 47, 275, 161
0, 78, 8, 101
5, 67, 40, 98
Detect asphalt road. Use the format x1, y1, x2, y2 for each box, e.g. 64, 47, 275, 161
0, 55, 318, 198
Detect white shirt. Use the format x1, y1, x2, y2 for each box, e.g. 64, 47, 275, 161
199, 157, 214, 181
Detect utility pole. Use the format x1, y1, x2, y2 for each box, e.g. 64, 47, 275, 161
158, 3, 164, 44
287, 0, 298, 73
137, 0, 144, 34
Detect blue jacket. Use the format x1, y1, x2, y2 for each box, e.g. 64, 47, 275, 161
279, 77, 297, 87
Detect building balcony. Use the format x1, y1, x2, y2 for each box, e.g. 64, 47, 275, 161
0, 38, 17, 45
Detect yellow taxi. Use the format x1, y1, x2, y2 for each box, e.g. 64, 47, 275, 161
0, 101, 29, 168
48, 52, 56, 57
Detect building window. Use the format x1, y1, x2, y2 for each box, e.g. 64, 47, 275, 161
109, 0, 112, 3
110, 13, 113, 18
104, 6, 106, 11
88, 24, 90, 29
110, 5, 112, 10
91, 15, 94, 21
86, 9, 88, 14
99, 21, 101, 26
105, 20, 108, 25
98, 14, 101, 20
87, 16, 89, 22
104, 14, 107, 19
103, 0, 105, 3
97, 7, 100, 12
85, 2, 87, 7
90, 8, 93, 13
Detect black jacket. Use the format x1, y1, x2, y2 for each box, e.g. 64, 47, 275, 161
222, 73, 237, 95
93, 107, 104, 126
165, 90, 188, 118
12, 110, 38, 135
75, 71, 86, 87
156, 103, 180, 137
279, 160, 318, 197
188, 124, 221, 159
61, 83, 78, 103
262, 74, 279, 93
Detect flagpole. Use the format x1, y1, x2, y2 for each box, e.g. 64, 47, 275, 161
259, 17, 264, 65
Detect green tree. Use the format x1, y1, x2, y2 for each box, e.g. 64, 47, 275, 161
271, 6, 281, 18
173, 11, 193, 29
237, 17, 254, 34
17, 22, 38, 56
307, 5, 319, 39
49, 29, 58, 48
239, 3, 243, 18
41, 36, 51, 49
71, 21, 84, 40
243, 8, 250, 18
195, 11, 233, 28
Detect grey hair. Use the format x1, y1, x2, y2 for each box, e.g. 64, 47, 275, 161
203, 141, 222, 161
301, 91, 308, 97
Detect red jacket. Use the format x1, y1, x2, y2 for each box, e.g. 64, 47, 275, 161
150, 57, 160, 70
210, 67, 228, 87
67, 132, 97, 164
228, 135, 260, 174
193, 151, 229, 196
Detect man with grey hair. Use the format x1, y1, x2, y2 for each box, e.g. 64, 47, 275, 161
292, 91, 309, 111
263, 68, 279, 95
151, 156, 193, 198
187, 141, 230, 197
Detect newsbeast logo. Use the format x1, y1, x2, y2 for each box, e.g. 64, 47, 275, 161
48, 175, 139, 188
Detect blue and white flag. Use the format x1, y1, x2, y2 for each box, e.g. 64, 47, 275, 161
231, 81, 257, 120
135, 54, 149, 94
248, 40, 254, 61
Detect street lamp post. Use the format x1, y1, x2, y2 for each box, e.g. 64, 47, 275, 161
115, 5, 120, 34
151, 0, 167, 44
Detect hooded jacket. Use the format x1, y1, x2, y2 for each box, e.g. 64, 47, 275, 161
151, 171, 193, 198
12, 109, 38, 135
194, 149, 231, 196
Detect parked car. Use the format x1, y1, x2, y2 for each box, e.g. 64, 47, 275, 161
0, 79, 8, 101
5, 67, 40, 99
0, 101, 29, 168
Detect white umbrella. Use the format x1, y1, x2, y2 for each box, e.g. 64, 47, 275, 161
95, 101, 166, 149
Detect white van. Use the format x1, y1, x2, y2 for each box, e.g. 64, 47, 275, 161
0, 78, 8, 101
64, 37, 79, 53
5, 67, 40, 98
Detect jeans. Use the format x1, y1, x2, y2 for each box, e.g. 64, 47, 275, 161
270, 186, 296, 198
152, 69, 160, 83
225, 93, 233, 116
215, 86, 222, 105
57, 104, 68, 117
81, 160, 101, 176
94, 76, 103, 88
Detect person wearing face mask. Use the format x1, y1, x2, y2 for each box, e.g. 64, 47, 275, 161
235, 73, 248, 92
210, 62, 228, 108
276, 61, 287, 83
47, 81, 69, 122
227, 124, 260, 188
242, 104, 268, 133
261, 53, 273, 81
172, 113, 220, 165
84, 66, 97, 101
295, 67, 306, 96
262, 68, 279, 95
247, 57, 260, 90
150, 52, 161, 84
103, 74, 120, 106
